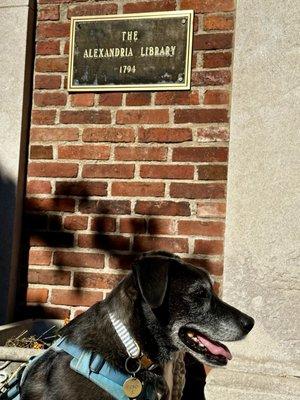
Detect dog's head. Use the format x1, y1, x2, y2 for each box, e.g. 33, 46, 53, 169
133, 251, 254, 367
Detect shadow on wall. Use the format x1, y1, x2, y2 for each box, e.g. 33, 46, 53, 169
0, 171, 17, 324
19, 179, 218, 320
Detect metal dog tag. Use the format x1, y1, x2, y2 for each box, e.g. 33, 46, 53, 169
123, 377, 143, 398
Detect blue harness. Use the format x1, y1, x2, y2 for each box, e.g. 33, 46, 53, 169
0, 337, 157, 400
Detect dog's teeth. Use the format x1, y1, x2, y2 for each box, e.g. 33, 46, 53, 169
187, 332, 194, 338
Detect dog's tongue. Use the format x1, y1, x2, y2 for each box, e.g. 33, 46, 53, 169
197, 334, 232, 360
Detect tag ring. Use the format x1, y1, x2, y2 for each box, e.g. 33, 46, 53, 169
125, 357, 141, 375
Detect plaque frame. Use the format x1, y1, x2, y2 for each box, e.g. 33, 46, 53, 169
67, 10, 194, 92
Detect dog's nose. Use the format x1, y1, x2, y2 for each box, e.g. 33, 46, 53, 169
240, 315, 255, 334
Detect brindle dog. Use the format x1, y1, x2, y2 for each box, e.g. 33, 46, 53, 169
20, 251, 254, 400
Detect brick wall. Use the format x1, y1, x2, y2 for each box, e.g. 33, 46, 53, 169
23, 0, 235, 320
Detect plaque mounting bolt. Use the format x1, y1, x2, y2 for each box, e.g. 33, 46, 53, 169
181, 18, 186, 24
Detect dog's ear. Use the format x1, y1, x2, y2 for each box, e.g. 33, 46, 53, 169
133, 255, 171, 308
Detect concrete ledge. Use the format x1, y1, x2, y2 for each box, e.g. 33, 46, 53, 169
206, 369, 300, 400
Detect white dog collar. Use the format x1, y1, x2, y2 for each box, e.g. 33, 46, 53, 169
109, 312, 141, 359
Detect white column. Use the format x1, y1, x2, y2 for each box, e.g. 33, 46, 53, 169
205, 0, 300, 398
0, 0, 35, 323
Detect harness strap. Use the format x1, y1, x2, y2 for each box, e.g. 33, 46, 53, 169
54, 337, 129, 399
1, 338, 157, 400
54, 338, 157, 400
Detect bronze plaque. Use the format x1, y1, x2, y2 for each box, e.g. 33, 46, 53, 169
68, 11, 193, 92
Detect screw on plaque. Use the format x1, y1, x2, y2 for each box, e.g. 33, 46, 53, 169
181, 18, 187, 24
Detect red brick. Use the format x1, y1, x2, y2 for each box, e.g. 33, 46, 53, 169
26, 305, 70, 320
60, 110, 111, 124
34, 91, 67, 107
126, 93, 151, 106
114, 147, 167, 161
194, 239, 224, 255
133, 236, 188, 253
83, 128, 134, 143
82, 164, 134, 179
203, 52, 232, 68
138, 128, 192, 143
36, 40, 60, 55
112, 182, 165, 197
78, 234, 130, 251
27, 180, 52, 194
39, 0, 82, 3
192, 70, 231, 86
64, 216, 88, 230
194, 33, 233, 50
148, 218, 176, 235
172, 147, 228, 162
35, 75, 61, 89
180, 0, 234, 13
32, 110, 56, 125
174, 109, 228, 123
36, 57, 68, 72
54, 251, 104, 269
67, 3, 117, 18
31, 127, 79, 141
24, 213, 47, 230
197, 127, 229, 142
71, 93, 94, 107
74, 308, 88, 317
178, 220, 224, 236
26, 197, 75, 212
64, 40, 69, 54
140, 164, 194, 180
30, 232, 74, 248
120, 218, 147, 234
198, 165, 227, 180
124, 0, 176, 13
51, 289, 103, 307
116, 110, 169, 125
90, 217, 116, 232
170, 183, 225, 199
30, 145, 53, 159
204, 90, 229, 105
109, 254, 136, 270
204, 15, 234, 31
74, 272, 125, 289
37, 22, 70, 38
197, 202, 226, 218
183, 257, 223, 275
29, 249, 52, 265
99, 93, 123, 106
79, 200, 131, 215
28, 269, 71, 285
48, 214, 62, 231
55, 181, 107, 196
28, 162, 78, 178
155, 91, 199, 105
58, 145, 110, 160
38, 5, 59, 20
27, 288, 48, 303
192, 53, 197, 68
135, 201, 190, 216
